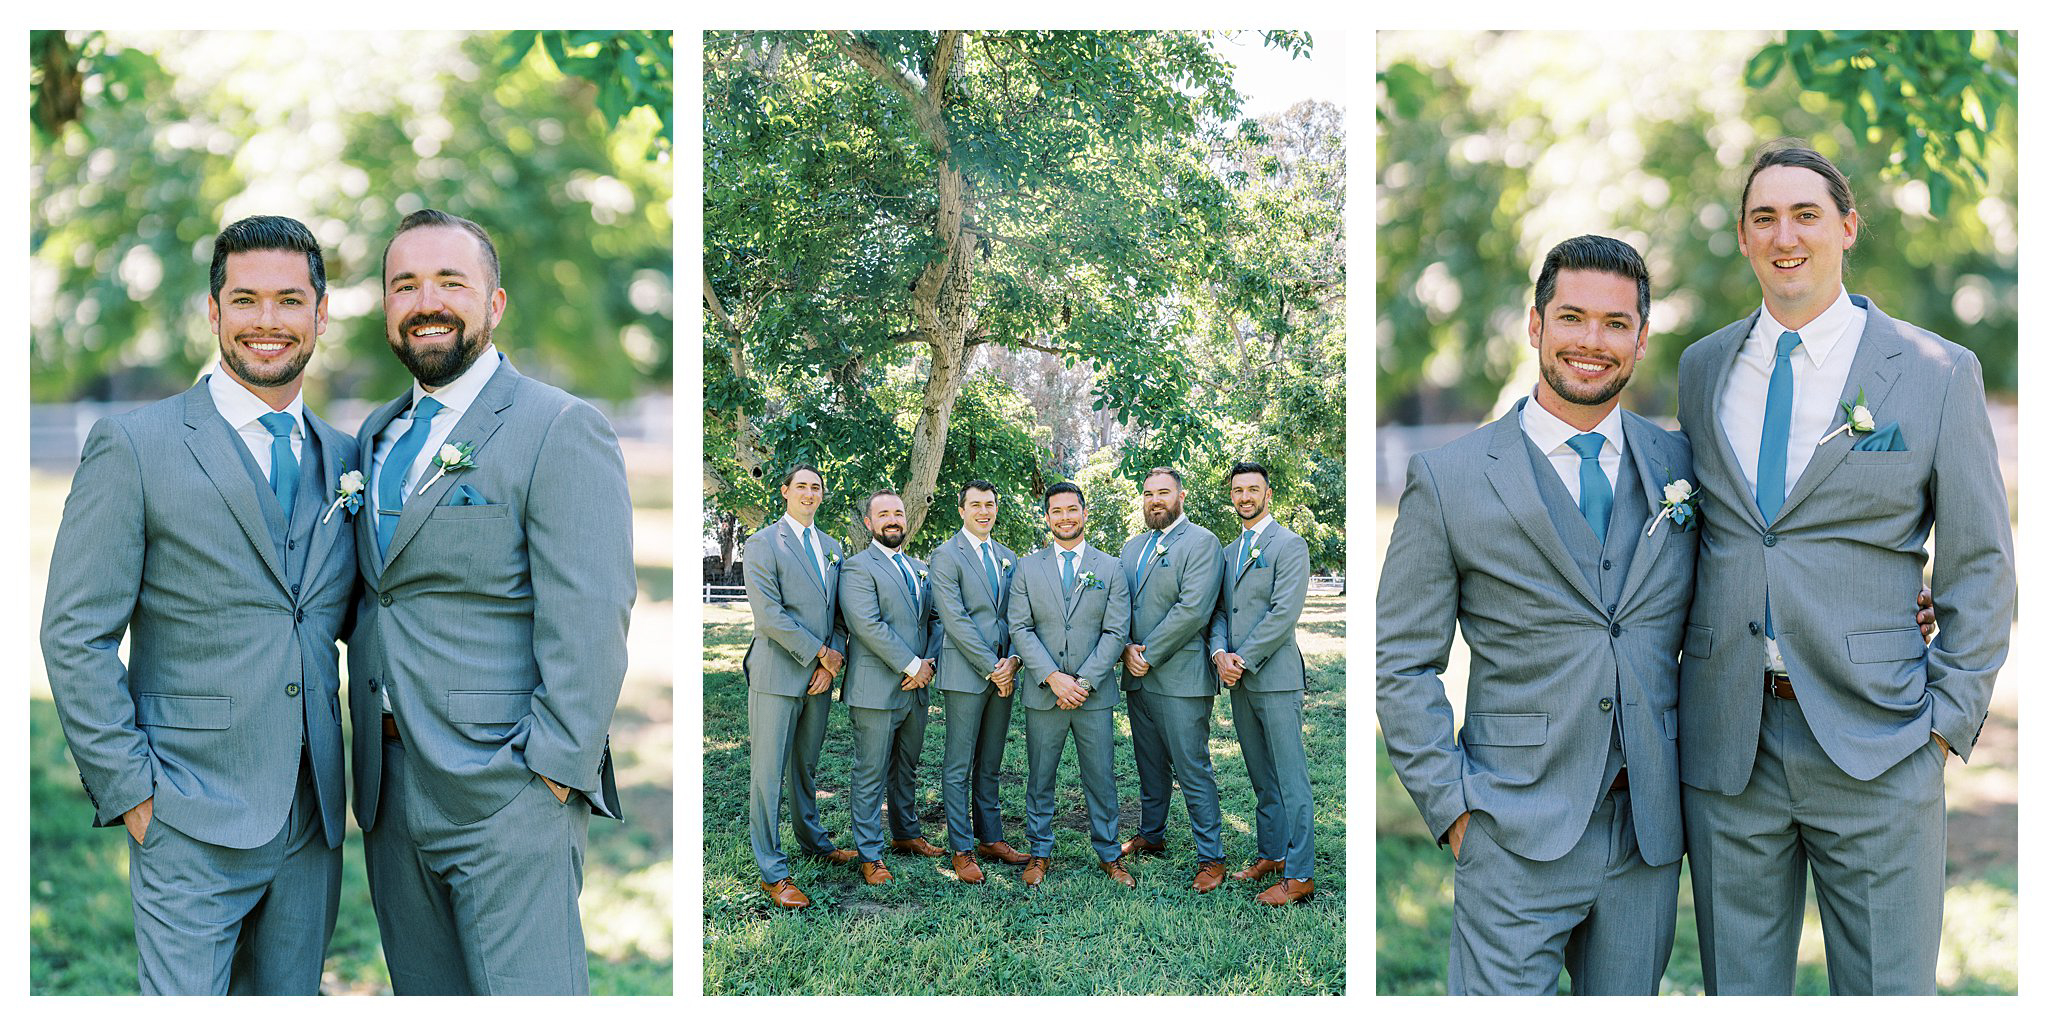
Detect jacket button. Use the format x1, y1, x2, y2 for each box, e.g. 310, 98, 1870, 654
368, 679, 379, 692
1749, 621, 1762, 636
1763, 533, 1777, 546
1609, 624, 1622, 638
1606, 603, 1617, 616
295, 609, 306, 623
380, 593, 393, 607
1602, 559, 1612, 571
1599, 697, 1613, 712
286, 683, 301, 697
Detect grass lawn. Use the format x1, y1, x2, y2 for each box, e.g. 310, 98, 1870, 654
28, 466, 675, 995
702, 594, 1348, 995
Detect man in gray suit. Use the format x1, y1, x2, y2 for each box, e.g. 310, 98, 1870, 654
1009, 482, 1134, 887
348, 209, 635, 994
929, 480, 1030, 884
1117, 467, 1227, 891
1210, 460, 1315, 906
1676, 145, 2014, 994
743, 465, 858, 910
42, 215, 355, 994
839, 489, 944, 884
1379, 236, 1699, 992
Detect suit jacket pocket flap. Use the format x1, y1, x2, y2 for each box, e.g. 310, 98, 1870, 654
136, 693, 231, 730
429, 502, 510, 520
1684, 623, 1714, 658
1462, 711, 1546, 747
1846, 627, 1926, 664
448, 690, 532, 724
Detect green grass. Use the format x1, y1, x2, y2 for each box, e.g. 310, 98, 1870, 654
703, 595, 1348, 995
28, 467, 674, 995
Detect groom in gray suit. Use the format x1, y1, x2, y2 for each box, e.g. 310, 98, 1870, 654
839, 489, 945, 884
744, 465, 857, 911
1009, 482, 1134, 887
1379, 236, 1697, 993
42, 215, 355, 993
1210, 461, 1316, 906
1117, 467, 1227, 891
1675, 145, 2014, 994
348, 209, 635, 994
930, 480, 1029, 884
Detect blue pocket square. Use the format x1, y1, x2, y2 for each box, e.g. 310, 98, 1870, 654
1852, 422, 1907, 452
450, 483, 490, 506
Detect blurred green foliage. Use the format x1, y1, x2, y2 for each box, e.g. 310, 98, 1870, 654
1377, 30, 2016, 425
30, 30, 673, 405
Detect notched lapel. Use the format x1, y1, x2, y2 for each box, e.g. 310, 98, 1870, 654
381, 375, 512, 571
300, 415, 348, 583
1702, 316, 1771, 533
182, 387, 290, 591
778, 521, 827, 597
1482, 405, 1602, 611
1778, 302, 1906, 520
1613, 415, 1674, 611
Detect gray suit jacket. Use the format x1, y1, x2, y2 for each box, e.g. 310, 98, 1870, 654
42, 381, 357, 849
1676, 296, 2014, 790
742, 519, 848, 697
1119, 520, 1223, 696
839, 545, 941, 711
1377, 400, 1698, 865
1008, 544, 1129, 712
930, 533, 1019, 694
1208, 520, 1311, 692
347, 360, 635, 827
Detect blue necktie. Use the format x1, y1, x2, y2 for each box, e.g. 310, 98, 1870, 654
799, 526, 821, 582
1061, 550, 1076, 594
1756, 330, 1803, 523
1238, 529, 1255, 574
979, 540, 1001, 601
894, 553, 918, 608
1566, 432, 1611, 544
1137, 530, 1163, 579
258, 411, 298, 509
376, 395, 445, 556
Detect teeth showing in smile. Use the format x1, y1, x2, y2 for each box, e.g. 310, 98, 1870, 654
413, 326, 452, 337
1773, 258, 1805, 269
1563, 358, 1607, 373
246, 340, 288, 353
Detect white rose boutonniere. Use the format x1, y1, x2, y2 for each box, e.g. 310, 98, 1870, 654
1076, 570, 1104, 590
320, 468, 367, 524
1646, 476, 1700, 538
1818, 388, 1876, 445
1000, 557, 1013, 573
416, 441, 477, 496
827, 551, 842, 567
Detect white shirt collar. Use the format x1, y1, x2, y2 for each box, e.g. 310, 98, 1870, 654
869, 539, 908, 560
207, 369, 306, 435
1754, 287, 1856, 367
1520, 393, 1626, 461
1051, 538, 1089, 561
1148, 513, 1188, 538
958, 528, 996, 551
407, 344, 500, 419
1236, 514, 1274, 540
781, 513, 820, 539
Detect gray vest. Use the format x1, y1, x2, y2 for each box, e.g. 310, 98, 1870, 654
229, 425, 325, 755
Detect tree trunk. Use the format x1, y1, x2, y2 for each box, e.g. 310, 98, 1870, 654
900, 161, 976, 537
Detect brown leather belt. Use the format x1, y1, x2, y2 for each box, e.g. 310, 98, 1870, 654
382, 713, 402, 743
1766, 671, 1797, 701
1610, 767, 1628, 791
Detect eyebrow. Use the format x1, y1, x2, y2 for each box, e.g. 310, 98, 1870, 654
1555, 303, 1635, 323
387, 268, 472, 284
1748, 200, 1824, 218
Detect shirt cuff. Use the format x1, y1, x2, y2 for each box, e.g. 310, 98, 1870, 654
901, 655, 922, 676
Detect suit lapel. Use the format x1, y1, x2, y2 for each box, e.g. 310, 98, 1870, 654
778, 520, 827, 598
354, 393, 407, 582
1061, 547, 1090, 619
182, 384, 290, 591
1135, 522, 1175, 596
1701, 314, 1772, 534
1482, 400, 1602, 611
1777, 297, 1905, 521
958, 534, 996, 608
1612, 413, 1673, 611
298, 413, 346, 586
381, 362, 515, 572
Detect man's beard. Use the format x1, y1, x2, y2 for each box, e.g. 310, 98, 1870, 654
1539, 329, 1632, 408
1051, 520, 1085, 542
219, 332, 312, 389
1236, 496, 1267, 523
388, 312, 490, 387
1144, 496, 1182, 530
876, 524, 906, 548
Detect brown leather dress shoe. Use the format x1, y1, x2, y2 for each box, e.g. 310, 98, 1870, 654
1099, 858, 1136, 888
1255, 877, 1315, 906
976, 840, 1031, 866
952, 852, 985, 884
859, 860, 893, 885
1021, 856, 1051, 887
1231, 857, 1286, 882
1192, 860, 1226, 893
1120, 834, 1167, 858
890, 836, 945, 857
809, 848, 859, 865
759, 879, 811, 910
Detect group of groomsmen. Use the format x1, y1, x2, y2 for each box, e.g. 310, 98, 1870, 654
743, 461, 1320, 909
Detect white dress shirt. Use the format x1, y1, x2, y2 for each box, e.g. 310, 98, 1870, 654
1135, 514, 1187, 572
207, 370, 304, 480
1521, 395, 1624, 505
782, 514, 829, 585
1716, 288, 1866, 502
869, 539, 924, 676
958, 528, 1005, 596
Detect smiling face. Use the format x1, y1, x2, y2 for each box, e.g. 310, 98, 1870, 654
959, 486, 998, 540
1141, 473, 1184, 530
781, 469, 823, 525
1738, 164, 1859, 329
1528, 268, 1647, 427
1044, 490, 1088, 544
864, 492, 908, 549
208, 249, 327, 407
384, 225, 507, 388
1228, 472, 1269, 524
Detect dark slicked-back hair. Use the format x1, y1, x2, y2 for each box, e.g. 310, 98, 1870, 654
1141, 467, 1184, 489
1740, 141, 1856, 218
1532, 234, 1650, 326
382, 208, 501, 292
958, 479, 999, 506
779, 464, 824, 489
210, 215, 326, 304
1043, 481, 1086, 511
864, 488, 903, 519
1226, 460, 1271, 486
